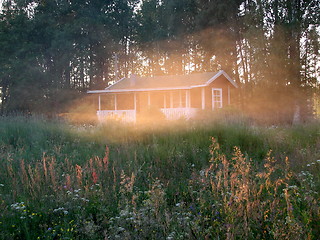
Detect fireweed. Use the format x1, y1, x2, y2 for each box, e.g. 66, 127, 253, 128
0, 117, 319, 239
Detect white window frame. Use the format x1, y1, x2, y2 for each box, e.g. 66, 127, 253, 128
212, 88, 223, 109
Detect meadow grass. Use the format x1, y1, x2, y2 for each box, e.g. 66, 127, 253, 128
0, 116, 319, 239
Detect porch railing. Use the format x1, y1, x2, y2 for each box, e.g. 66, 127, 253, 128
97, 110, 136, 122
160, 108, 198, 120
97, 108, 199, 122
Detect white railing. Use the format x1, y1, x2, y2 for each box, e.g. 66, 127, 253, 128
97, 110, 136, 122
97, 108, 199, 122
160, 108, 198, 120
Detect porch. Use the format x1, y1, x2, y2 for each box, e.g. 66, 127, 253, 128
97, 110, 136, 122
95, 88, 213, 122
160, 107, 198, 120
97, 107, 199, 122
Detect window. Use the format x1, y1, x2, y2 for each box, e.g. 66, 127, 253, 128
212, 88, 222, 109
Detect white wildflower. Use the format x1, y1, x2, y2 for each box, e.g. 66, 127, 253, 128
11, 202, 26, 210
117, 227, 125, 232
53, 207, 65, 212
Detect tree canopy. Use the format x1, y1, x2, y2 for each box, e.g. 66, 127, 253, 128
0, 0, 319, 122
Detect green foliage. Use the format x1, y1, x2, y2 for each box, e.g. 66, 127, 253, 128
0, 116, 319, 239
0, 115, 106, 165
0, 0, 139, 114
0, 0, 319, 123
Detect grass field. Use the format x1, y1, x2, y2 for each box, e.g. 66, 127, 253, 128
0, 115, 319, 239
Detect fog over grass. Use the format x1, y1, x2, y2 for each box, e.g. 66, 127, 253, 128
0, 115, 319, 239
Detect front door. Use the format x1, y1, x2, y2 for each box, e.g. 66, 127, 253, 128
212, 88, 222, 109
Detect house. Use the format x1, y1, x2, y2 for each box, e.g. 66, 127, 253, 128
88, 70, 238, 122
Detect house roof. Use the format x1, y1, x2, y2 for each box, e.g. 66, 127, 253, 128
88, 70, 238, 94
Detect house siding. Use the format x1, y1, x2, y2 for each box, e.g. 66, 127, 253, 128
96, 74, 235, 117
206, 75, 231, 109
190, 88, 202, 108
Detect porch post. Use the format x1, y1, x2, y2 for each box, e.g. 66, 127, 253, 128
114, 94, 117, 110
148, 92, 151, 106
170, 91, 173, 108
179, 90, 182, 108
228, 85, 230, 105
164, 92, 166, 108
134, 93, 137, 110
201, 88, 205, 110
98, 95, 101, 111
134, 93, 137, 122
185, 90, 189, 108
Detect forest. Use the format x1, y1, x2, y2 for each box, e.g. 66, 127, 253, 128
1, 1, 320, 239
0, 0, 319, 123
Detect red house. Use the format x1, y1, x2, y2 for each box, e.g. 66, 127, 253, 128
88, 70, 238, 122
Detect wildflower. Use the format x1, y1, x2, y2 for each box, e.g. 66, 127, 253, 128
53, 207, 65, 212
307, 164, 311, 167
317, 160, 320, 163
76, 165, 82, 186
167, 232, 175, 240
11, 202, 26, 210
0, 184, 4, 187
92, 171, 98, 184
189, 205, 195, 212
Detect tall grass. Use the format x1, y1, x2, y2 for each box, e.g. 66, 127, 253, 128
0, 116, 319, 239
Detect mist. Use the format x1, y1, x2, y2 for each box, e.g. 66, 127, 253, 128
0, 0, 318, 124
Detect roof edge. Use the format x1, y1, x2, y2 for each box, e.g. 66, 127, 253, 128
206, 70, 238, 88
88, 86, 194, 94
88, 71, 238, 94
105, 77, 126, 90
87, 90, 109, 94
